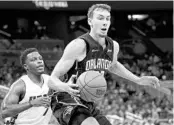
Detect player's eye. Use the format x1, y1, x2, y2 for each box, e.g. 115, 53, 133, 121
97, 16, 104, 20
31, 57, 38, 61
106, 17, 111, 21
30, 58, 35, 61
39, 56, 43, 60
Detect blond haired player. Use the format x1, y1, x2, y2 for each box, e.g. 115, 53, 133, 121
48, 4, 160, 125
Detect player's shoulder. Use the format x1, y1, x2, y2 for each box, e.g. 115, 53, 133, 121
112, 40, 120, 55
71, 38, 86, 49
65, 37, 86, 53
112, 40, 119, 48
42, 73, 50, 77
9, 77, 25, 93
13, 77, 25, 88
42, 73, 50, 80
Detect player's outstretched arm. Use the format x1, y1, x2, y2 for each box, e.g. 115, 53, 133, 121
48, 39, 86, 95
1, 80, 32, 118
108, 41, 160, 87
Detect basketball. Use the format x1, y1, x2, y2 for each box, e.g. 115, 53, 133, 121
76, 70, 107, 102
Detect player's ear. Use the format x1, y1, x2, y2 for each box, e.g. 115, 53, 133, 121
88, 18, 92, 27
23, 64, 28, 71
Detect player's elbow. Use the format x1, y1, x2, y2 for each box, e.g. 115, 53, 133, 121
47, 75, 56, 90
108, 62, 118, 73
48, 73, 63, 91
1, 107, 11, 119
1, 111, 8, 119
2, 111, 16, 119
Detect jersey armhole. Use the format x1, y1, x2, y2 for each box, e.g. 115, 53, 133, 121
74, 38, 89, 78
112, 41, 115, 62
106, 36, 115, 62
18, 79, 26, 102
79, 38, 90, 56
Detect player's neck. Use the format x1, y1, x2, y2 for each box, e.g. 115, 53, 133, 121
89, 31, 105, 47
27, 72, 43, 86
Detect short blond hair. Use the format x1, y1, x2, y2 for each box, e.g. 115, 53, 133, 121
87, 4, 111, 18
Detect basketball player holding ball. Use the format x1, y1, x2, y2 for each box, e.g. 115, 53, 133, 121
48, 4, 160, 125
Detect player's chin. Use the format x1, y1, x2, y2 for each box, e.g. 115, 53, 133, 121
36, 69, 45, 74
99, 33, 107, 38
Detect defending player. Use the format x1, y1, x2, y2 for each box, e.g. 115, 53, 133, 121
1, 48, 52, 125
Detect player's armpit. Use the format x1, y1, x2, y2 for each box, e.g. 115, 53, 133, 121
108, 41, 119, 73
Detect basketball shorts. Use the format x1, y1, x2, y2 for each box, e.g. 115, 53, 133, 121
51, 92, 111, 125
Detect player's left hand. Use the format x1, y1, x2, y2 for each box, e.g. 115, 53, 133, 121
138, 76, 160, 88
67, 75, 80, 97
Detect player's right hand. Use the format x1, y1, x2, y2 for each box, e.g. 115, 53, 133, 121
66, 75, 80, 97
30, 96, 51, 108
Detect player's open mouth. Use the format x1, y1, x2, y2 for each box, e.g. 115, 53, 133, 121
101, 28, 107, 31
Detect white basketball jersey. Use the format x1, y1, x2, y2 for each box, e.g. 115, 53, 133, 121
15, 74, 52, 125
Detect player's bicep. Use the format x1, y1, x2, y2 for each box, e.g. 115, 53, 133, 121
52, 56, 75, 77
112, 41, 119, 63
2, 80, 24, 109
51, 39, 85, 77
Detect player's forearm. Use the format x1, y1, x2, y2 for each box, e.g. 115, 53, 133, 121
2, 102, 32, 118
108, 61, 141, 84
48, 74, 69, 92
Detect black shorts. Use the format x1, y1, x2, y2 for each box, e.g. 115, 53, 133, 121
51, 92, 111, 125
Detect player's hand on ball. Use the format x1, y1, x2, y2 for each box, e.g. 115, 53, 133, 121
67, 75, 80, 97
138, 76, 160, 88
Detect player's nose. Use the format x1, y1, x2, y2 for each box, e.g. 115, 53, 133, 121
103, 23, 108, 27
37, 59, 43, 64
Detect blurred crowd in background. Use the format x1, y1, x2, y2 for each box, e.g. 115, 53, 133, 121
98, 77, 173, 125
2, 19, 50, 40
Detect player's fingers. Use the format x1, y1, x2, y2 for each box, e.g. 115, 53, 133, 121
43, 97, 51, 100
152, 77, 160, 87
42, 99, 51, 107
153, 76, 159, 82
70, 88, 80, 94
42, 97, 51, 103
46, 97, 51, 102
42, 101, 50, 106
38, 100, 49, 108
69, 75, 77, 81
43, 103, 50, 108
69, 88, 80, 96
156, 81, 160, 87
148, 76, 158, 86
68, 74, 77, 83
68, 83, 79, 88
70, 74, 77, 78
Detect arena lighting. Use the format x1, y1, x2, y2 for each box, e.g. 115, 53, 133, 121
69, 16, 87, 22
128, 14, 149, 21
32, 0, 68, 10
